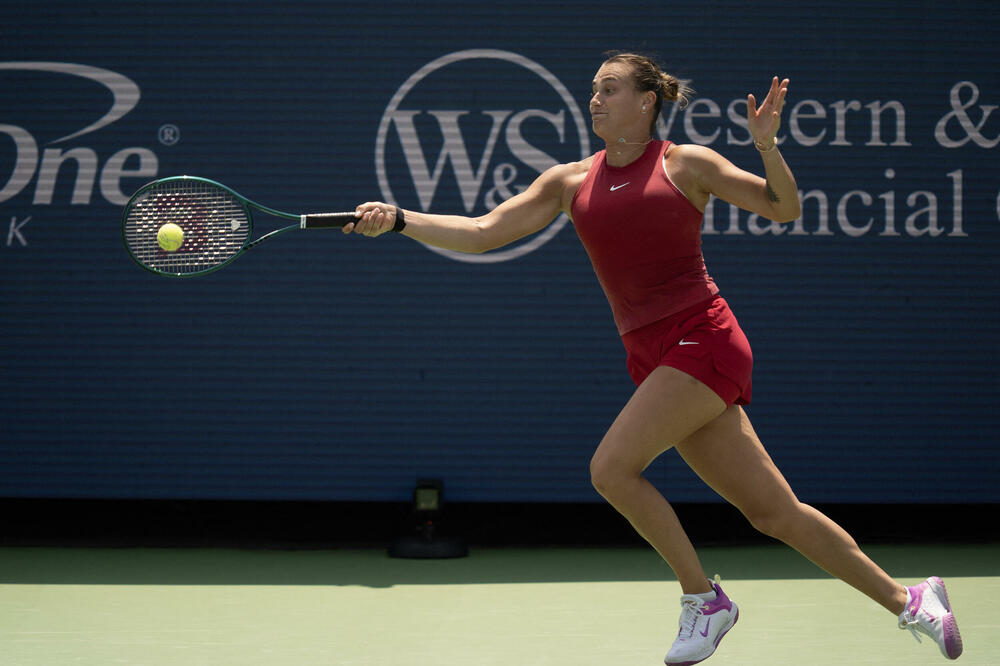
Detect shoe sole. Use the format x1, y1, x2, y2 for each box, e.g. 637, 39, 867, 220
665, 608, 739, 666
928, 576, 963, 660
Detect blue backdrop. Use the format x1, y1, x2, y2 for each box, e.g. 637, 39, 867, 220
2, 1, 997, 503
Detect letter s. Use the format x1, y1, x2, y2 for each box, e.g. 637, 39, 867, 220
505, 109, 565, 174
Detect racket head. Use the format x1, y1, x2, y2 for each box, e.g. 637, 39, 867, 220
122, 176, 253, 277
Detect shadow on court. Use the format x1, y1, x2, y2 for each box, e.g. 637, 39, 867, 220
1, 542, 997, 587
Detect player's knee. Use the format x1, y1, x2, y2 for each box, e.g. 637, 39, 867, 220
744, 500, 806, 541
589, 448, 613, 495
589, 448, 631, 501
589, 453, 611, 498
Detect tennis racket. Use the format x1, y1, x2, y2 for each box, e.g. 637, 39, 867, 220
122, 176, 357, 277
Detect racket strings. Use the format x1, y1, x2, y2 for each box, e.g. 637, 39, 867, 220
124, 180, 250, 275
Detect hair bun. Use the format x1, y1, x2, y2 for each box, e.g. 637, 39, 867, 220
662, 73, 692, 109
662, 73, 679, 100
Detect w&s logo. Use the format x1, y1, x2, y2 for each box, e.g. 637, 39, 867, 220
375, 50, 590, 263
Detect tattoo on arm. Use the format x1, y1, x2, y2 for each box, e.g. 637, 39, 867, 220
766, 182, 781, 203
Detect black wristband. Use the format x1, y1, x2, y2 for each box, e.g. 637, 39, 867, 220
392, 208, 406, 233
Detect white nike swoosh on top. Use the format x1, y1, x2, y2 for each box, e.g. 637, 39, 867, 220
609, 182, 630, 191
678, 340, 699, 345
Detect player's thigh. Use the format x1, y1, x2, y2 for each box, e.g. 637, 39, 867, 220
675, 406, 800, 520
593, 365, 727, 476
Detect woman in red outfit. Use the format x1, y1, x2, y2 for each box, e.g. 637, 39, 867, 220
348, 53, 961, 663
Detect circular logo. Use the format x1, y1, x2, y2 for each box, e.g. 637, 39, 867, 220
158, 124, 180, 146
376, 49, 590, 263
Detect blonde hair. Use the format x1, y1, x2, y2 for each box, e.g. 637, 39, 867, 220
602, 52, 692, 132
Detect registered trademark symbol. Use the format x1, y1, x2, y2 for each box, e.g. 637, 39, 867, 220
158, 124, 180, 146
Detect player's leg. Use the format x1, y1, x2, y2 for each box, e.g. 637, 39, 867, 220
589, 364, 727, 594
677, 406, 964, 659
591, 365, 747, 665
675, 405, 907, 613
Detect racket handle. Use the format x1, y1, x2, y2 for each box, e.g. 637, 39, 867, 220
301, 209, 407, 232
300, 213, 357, 229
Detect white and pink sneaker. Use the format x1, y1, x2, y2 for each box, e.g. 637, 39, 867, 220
898, 576, 963, 659
665, 576, 739, 665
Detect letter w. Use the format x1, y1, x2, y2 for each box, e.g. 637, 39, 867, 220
392, 110, 511, 212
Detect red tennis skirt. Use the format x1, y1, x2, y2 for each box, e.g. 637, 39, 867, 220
621, 295, 753, 406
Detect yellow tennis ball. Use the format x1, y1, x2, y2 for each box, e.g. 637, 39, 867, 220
157, 223, 184, 252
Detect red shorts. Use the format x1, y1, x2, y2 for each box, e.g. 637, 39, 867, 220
621, 296, 753, 405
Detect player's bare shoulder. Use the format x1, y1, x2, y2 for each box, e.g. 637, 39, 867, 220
666, 141, 718, 164
663, 142, 722, 208
543, 156, 593, 212
565, 154, 596, 177
665, 142, 726, 176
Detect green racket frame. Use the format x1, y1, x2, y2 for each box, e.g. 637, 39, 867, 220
122, 176, 355, 278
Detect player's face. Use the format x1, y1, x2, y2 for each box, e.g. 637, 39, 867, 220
590, 63, 646, 141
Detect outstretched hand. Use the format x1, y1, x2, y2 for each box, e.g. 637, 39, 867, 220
747, 77, 789, 149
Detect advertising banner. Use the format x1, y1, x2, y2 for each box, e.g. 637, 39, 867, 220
2, 1, 997, 502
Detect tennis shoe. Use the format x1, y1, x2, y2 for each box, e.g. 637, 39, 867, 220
898, 576, 963, 660
665, 576, 738, 665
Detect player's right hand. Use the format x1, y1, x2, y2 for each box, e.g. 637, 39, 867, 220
346, 202, 399, 236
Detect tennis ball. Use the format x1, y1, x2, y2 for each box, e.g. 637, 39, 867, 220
157, 223, 184, 252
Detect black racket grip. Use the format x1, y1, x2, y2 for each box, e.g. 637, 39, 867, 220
300, 213, 357, 229
302, 209, 406, 232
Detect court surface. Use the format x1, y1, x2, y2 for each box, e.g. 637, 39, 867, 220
2, 543, 997, 665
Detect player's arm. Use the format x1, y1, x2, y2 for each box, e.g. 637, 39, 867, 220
678, 143, 801, 223
676, 76, 800, 223
349, 162, 576, 254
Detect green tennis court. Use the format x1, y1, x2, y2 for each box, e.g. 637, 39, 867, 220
2, 543, 996, 665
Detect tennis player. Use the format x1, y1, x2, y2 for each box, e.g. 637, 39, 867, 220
349, 52, 963, 663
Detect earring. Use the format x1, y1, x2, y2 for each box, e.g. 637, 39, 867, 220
641, 106, 647, 113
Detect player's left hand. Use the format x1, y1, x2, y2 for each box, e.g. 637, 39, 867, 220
747, 76, 789, 149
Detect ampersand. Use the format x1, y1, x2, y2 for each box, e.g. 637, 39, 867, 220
484, 163, 525, 210
935, 81, 999, 148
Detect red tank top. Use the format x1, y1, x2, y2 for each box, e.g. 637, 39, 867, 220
570, 140, 718, 335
